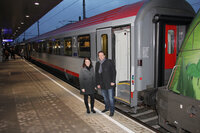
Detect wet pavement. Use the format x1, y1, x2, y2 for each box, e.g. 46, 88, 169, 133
0, 59, 155, 133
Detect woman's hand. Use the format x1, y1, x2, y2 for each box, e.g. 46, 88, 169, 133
82, 89, 85, 92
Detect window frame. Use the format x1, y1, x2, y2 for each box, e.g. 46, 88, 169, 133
64, 37, 72, 56
54, 39, 61, 55
101, 34, 108, 57
77, 34, 91, 58
48, 40, 53, 54
167, 30, 175, 54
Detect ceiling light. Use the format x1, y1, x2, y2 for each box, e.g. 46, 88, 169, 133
18, 27, 20, 29
21, 22, 24, 24
26, 15, 30, 18
34, 2, 39, 6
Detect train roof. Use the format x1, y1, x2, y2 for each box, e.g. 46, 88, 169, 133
29, 1, 145, 41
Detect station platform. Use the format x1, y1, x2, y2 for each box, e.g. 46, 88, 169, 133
0, 58, 155, 133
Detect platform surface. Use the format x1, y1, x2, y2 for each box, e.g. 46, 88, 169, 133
0, 59, 155, 133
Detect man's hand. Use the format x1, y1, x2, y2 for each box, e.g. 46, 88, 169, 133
111, 82, 115, 86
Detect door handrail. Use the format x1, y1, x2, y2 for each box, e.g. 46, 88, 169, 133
167, 65, 178, 89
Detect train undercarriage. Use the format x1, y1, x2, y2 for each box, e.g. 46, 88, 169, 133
157, 87, 200, 133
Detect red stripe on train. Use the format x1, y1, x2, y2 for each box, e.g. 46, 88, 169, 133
31, 56, 79, 78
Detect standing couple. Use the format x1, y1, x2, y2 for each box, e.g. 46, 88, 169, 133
79, 51, 116, 117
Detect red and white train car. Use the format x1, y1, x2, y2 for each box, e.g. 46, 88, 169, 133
25, 0, 195, 109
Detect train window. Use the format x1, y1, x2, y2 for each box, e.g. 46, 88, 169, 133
43, 42, 47, 53
101, 34, 108, 58
34, 43, 39, 52
78, 35, 90, 57
39, 42, 43, 53
167, 30, 175, 54
54, 40, 61, 55
48, 41, 53, 54
64, 37, 72, 56
193, 23, 200, 49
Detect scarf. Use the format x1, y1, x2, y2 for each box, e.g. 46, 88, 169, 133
86, 65, 92, 71
98, 59, 106, 73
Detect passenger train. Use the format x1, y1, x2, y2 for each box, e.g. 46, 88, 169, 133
21, 0, 200, 132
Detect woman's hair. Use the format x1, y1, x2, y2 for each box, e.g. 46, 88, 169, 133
82, 57, 93, 68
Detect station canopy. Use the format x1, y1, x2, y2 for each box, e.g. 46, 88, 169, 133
0, 0, 63, 39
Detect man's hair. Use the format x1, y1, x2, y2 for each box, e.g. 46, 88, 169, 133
98, 51, 105, 56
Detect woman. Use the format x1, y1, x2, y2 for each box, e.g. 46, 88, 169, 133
79, 58, 96, 114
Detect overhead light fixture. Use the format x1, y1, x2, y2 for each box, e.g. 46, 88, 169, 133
18, 27, 20, 29
3, 39, 13, 42
26, 15, 30, 18
21, 22, 24, 24
34, 2, 40, 6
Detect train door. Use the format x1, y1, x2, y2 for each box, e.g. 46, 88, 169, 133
164, 25, 177, 84
114, 27, 131, 104
96, 28, 112, 94
96, 28, 112, 59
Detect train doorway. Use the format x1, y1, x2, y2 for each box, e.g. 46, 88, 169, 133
113, 26, 131, 104
153, 15, 191, 88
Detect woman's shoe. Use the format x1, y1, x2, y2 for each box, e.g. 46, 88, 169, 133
91, 109, 96, 113
87, 109, 90, 114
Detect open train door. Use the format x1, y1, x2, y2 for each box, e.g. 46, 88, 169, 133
96, 26, 132, 105
113, 26, 131, 105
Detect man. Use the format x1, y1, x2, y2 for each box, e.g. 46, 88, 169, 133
95, 51, 116, 116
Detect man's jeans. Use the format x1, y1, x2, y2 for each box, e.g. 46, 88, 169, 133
101, 88, 115, 113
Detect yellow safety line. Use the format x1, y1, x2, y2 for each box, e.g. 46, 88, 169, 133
115, 97, 130, 104
117, 83, 130, 85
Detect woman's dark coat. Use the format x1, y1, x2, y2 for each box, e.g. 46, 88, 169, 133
95, 59, 116, 90
79, 67, 96, 95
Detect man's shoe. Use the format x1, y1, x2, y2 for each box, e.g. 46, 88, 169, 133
101, 109, 109, 113
109, 112, 114, 117
91, 109, 96, 113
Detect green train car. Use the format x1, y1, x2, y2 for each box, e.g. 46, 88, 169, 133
157, 11, 200, 133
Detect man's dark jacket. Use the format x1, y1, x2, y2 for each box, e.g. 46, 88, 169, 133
95, 59, 116, 89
